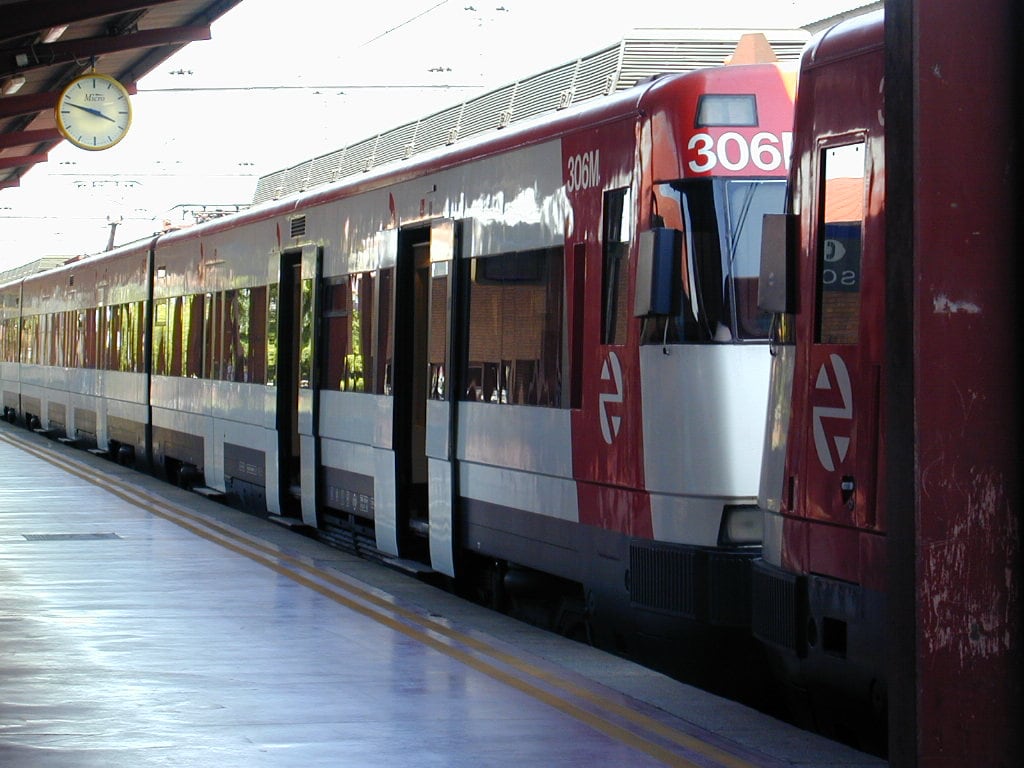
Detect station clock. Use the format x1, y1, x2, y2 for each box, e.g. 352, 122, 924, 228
55, 73, 133, 151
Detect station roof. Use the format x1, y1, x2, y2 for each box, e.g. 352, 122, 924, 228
0, 0, 243, 194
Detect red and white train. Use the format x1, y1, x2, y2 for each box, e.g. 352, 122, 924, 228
0, 50, 795, 663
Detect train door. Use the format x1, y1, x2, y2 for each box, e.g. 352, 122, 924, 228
424, 220, 461, 577
387, 220, 461, 569
274, 245, 321, 525
799, 137, 883, 563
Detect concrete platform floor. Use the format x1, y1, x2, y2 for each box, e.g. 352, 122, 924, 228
0, 426, 885, 767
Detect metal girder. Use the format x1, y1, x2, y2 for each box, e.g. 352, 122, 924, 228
1, 26, 212, 79
0, 0, 182, 44
0, 153, 48, 171
0, 91, 64, 119
0, 128, 63, 150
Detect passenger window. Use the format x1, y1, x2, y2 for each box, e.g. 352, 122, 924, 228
464, 247, 563, 406
816, 142, 866, 344
321, 271, 390, 394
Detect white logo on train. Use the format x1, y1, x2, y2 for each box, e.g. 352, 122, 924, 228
599, 351, 624, 445
812, 354, 853, 472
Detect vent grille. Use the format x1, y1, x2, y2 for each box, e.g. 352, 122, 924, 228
337, 137, 377, 177
460, 84, 516, 135
629, 540, 704, 618
751, 560, 806, 655
414, 104, 465, 155
374, 123, 418, 167
23, 532, 120, 541
508, 66, 576, 123
252, 28, 808, 204
706, 550, 754, 627
290, 216, 306, 238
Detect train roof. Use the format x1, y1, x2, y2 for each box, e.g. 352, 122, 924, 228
803, 9, 883, 69
252, 27, 809, 205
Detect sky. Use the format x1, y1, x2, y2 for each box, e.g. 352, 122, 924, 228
0, 0, 867, 272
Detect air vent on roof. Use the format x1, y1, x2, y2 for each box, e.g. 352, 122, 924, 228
23, 532, 120, 541
251, 27, 809, 204
290, 216, 306, 238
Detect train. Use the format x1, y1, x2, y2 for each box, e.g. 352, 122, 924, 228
5, 9, 1017, 760
0, 40, 796, 676
753, 8, 888, 749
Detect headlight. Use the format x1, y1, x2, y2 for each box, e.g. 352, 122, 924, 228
718, 504, 763, 546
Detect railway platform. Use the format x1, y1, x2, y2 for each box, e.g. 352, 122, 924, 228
0, 425, 884, 767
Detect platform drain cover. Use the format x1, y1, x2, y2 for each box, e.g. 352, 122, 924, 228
23, 533, 120, 541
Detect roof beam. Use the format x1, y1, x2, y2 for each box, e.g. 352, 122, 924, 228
1, 26, 212, 78
0, 153, 48, 171
0, 0, 182, 44
0, 83, 136, 119
0, 91, 64, 119
0, 128, 63, 150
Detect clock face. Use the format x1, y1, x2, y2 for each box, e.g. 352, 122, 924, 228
55, 73, 133, 151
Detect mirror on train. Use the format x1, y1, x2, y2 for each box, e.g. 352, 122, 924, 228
634, 227, 682, 316
758, 213, 798, 314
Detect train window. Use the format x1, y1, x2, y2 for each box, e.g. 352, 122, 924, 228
153, 299, 170, 376
298, 278, 314, 389
464, 246, 563, 407
1, 318, 15, 363
815, 142, 865, 344
221, 289, 258, 383
159, 296, 186, 377
427, 261, 449, 401
322, 271, 389, 394
695, 94, 757, 127
81, 309, 98, 369
20, 316, 36, 364
321, 277, 354, 391
114, 302, 144, 373
248, 286, 267, 384
724, 180, 784, 339
266, 284, 279, 386
101, 306, 114, 370
644, 178, 782, 344
184, 294, 205, 378
203, 293, 217, 378
45, 314, 57, 366
602, 188, 631, 345
100, 302, 141, 373
377, 268, 394, 395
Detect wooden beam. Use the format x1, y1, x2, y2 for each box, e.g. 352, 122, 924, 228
0, 128, 63, 150
0, 153, 48, 171
1, 26, 212, 76
0, 0, 181, 44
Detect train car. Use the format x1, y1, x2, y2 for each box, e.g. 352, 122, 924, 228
2, 243, 153, 461
0, 50, 795, 668
753, 9, 886, 744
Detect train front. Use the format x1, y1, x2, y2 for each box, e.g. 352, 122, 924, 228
611, 59, 796, 670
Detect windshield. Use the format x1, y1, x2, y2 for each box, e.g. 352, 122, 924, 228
645, 178, 785, 343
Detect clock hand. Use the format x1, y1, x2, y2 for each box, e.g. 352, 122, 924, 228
67, 102, 117, 123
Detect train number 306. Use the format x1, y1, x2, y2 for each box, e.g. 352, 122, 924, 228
687, 131, 793, 173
